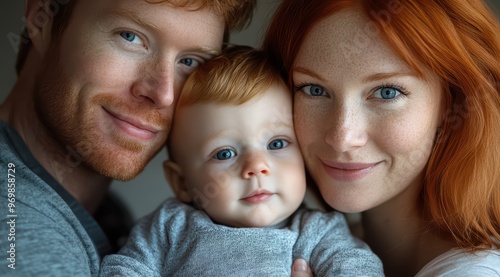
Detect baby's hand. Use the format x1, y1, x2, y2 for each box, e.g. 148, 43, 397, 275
291, 259, 313, 277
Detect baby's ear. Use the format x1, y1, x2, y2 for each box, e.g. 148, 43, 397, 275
163, 160, 192, 203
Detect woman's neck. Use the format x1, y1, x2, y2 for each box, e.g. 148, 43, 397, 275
361, 179, 456, 277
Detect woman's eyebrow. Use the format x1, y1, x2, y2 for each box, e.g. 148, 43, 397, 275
293, 67, 328, 83
362, 72, 416, 83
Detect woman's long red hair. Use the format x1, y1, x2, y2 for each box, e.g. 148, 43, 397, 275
263, 0, 500, 250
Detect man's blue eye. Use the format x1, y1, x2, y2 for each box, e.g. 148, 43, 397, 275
180, 58, 199, 68
120, 31, 137, 42
268, 139, 288, 150
213, 149, 236, 160
375, 87, 401, 99
181, 58, 193, 66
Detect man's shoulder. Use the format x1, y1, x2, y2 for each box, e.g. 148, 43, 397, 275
0, 120, 20, 160
0, 177, 100, 276
0, 121, 102, 276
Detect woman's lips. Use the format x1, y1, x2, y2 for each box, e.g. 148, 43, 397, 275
321, 160, 380, 182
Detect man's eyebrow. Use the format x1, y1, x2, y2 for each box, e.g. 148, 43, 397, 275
107, 9, 220, 56
108, 8, 163, 33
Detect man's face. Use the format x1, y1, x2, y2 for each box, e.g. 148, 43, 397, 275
35, 0, 224, 180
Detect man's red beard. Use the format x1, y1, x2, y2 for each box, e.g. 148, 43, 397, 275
34, 44, 169, 181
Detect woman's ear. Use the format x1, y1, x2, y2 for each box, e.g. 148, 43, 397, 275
25, 0, 54, 55
163, 160, 192, 203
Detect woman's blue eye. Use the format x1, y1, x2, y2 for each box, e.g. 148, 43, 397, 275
119, 31, 141, 44
268, 139, 288, 150
213, 149, 236, 160
302, 85, 325, 96
374, 87, 401, 99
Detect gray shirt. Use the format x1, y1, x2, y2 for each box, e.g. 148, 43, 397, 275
101, 198, 384, 276
0, 121, 110, 276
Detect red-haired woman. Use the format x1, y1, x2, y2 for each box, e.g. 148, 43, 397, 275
264, 0, 500, 276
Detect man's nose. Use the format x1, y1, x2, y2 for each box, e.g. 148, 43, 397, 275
132, 59, 175, 108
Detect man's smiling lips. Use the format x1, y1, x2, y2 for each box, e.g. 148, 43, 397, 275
241, 189, 275, 204
104, 107, 160, 140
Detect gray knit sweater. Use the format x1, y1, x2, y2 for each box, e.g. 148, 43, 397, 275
0, 121, 110, 276
100, 198, 384, 276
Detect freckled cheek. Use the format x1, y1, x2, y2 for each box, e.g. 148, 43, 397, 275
65, 47, 140, 86
378, 117, 436, 161
294, 101, 326, 155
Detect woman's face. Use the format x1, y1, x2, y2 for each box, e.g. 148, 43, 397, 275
292, 8, 443, 213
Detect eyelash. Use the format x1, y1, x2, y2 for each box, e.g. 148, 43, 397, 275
117, 29, 147, 49
372, 83, 410, 102
293, 82, 321, 94
210, 147, 236, 159
269, 137, 291, 149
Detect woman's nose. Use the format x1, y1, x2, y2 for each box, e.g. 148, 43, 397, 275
325, 102, 368, 153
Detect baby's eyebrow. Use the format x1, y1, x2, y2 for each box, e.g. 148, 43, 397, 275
264, 121, 293, 130
200, 129, 237, 150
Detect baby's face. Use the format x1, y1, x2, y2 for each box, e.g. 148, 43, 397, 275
169, 85, 306, 227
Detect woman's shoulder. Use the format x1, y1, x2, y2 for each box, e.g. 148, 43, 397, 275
416, 248, 500, 277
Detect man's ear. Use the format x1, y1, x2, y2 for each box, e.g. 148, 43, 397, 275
25, 0, 54, 55
163, 160, 192, 203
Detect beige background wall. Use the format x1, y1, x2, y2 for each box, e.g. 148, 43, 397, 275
1, 0, 499, 220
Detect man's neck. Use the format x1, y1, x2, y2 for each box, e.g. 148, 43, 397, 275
1, 61, 111, 214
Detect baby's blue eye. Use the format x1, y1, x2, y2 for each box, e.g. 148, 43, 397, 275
213, 149, 236, 160
374, 87, 401, 99
268, 139, 288, 150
